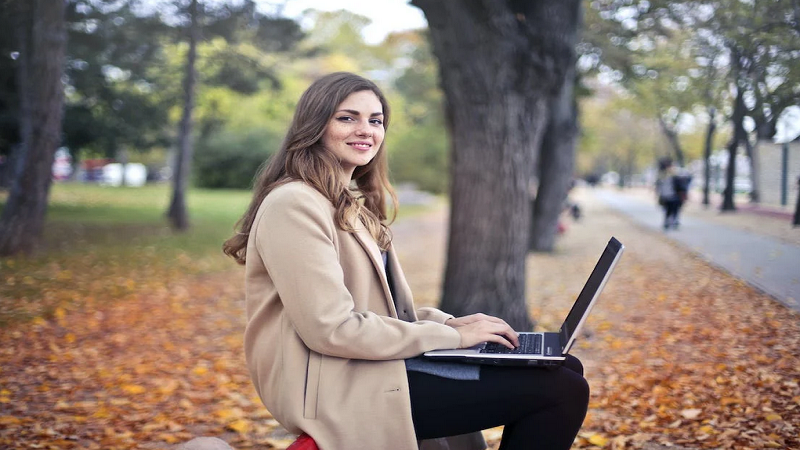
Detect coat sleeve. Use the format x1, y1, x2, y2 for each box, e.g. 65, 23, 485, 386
254, 186, 461, 360
416, 307, 454, 324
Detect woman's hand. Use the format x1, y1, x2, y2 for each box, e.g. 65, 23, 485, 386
445, 313, 519, 349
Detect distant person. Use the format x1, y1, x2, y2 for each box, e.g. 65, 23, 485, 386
655, 157, 691, 229
223, 72, 589, 450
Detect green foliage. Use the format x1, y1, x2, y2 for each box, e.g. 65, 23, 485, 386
62, 0, 171, 159
389, 123, 449, 194
193, 128, 279, 189
386, 30, 449, 193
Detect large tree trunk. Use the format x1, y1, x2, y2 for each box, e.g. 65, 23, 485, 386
413, 0, 578, 331
0, 0, 67, 256
722, 82, 746, 212
702, 107, 716, 206
530, 64, 579, 252
167, 0, 199, 230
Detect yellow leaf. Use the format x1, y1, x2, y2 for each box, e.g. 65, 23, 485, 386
122, 384, 146, 395
698, 425, 715, 435
227, 419, 249, 433
215, 408, 243, 422
32, 317, 47, 326
192, 366, 208, 376
765, 413, 782, 421
65, 333, 76, 343
157, 434, 181, 444
587, 433, 609, 447
764, 442, 782, 448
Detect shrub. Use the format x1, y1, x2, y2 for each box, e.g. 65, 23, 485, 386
194, 129, 279, 189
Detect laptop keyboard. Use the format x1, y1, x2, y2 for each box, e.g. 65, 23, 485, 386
481, 333, 543, 355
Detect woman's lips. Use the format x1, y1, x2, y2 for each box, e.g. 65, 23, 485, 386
348, 142, 372, 151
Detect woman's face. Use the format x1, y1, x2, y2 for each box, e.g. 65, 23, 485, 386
321, 90, 385, 179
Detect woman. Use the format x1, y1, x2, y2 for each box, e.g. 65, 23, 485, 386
224, 72, 589, 450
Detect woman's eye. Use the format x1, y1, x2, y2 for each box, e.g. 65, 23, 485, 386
369, 119, 383, 125
336, 116, 354, 122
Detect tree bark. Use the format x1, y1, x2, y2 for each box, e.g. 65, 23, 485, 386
702, 107, 716, 206
530, 65, 579, 252
413, 0, 578, 331
167, 0, 199, 230
794, 175, 800, 227
722, 82, 746, 212
0, 0, 67, 256
744, 137, 760, 203
658, 115, 685, 167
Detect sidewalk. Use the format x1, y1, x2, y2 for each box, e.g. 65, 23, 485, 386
593, 187, 800, 313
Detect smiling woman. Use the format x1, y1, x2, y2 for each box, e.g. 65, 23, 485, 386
221, 72, 589, 450
322, 90, 386, 177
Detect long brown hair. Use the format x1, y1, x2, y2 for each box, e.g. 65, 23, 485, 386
223, 72, 398, 265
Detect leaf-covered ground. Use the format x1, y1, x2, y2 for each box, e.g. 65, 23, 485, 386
1, 187, 798, 449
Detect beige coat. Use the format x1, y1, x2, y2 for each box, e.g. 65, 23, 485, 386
243, 182, 486, 450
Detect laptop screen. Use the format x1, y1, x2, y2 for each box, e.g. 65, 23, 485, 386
558, 237, 623, 353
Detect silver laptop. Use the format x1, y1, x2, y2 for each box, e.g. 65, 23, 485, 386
424, 237, 624, 367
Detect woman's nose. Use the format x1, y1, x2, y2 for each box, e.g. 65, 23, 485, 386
355, 122, 372, 137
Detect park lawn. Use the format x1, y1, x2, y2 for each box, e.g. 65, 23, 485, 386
0, 183, 433, 326
0, 183, 252, 326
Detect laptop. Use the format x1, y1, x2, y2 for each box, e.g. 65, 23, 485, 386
424, 237, 624, 367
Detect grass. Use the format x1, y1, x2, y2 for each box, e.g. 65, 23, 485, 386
0, 182, 436, 326
0, 183, 249, 326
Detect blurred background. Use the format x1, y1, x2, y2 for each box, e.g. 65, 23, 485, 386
1, 1, 799, 449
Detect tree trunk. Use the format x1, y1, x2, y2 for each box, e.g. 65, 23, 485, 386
744, 137, 760, 203
794, 175, 800, 227
0, 0, 67, 256
530, 64, 579, 252
413, 0, 579, 331
167, 0, 199, 230
702, 107, 716, 206
658, 115, 685, 167
722, 83, 746, 212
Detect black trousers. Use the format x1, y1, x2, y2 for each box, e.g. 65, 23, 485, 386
663, 199, 682, 227
408, 355, 589, 450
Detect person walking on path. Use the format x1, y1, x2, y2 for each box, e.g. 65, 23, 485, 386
655, 157, 690, 230
222, 72, 590, 450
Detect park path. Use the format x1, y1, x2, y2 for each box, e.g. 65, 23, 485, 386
595, 188, 800, 313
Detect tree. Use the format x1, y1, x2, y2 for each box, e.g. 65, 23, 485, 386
62, 0, 171, 168
165, 0, 303, 229
530, 2, 582, 252
166, 0, 199, 230
0, 0, 67, 256
411, 0, 580, 331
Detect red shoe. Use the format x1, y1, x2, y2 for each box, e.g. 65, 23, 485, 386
287, 433, 319, 450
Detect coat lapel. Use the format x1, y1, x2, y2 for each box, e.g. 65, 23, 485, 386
351, 219, 398, 318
